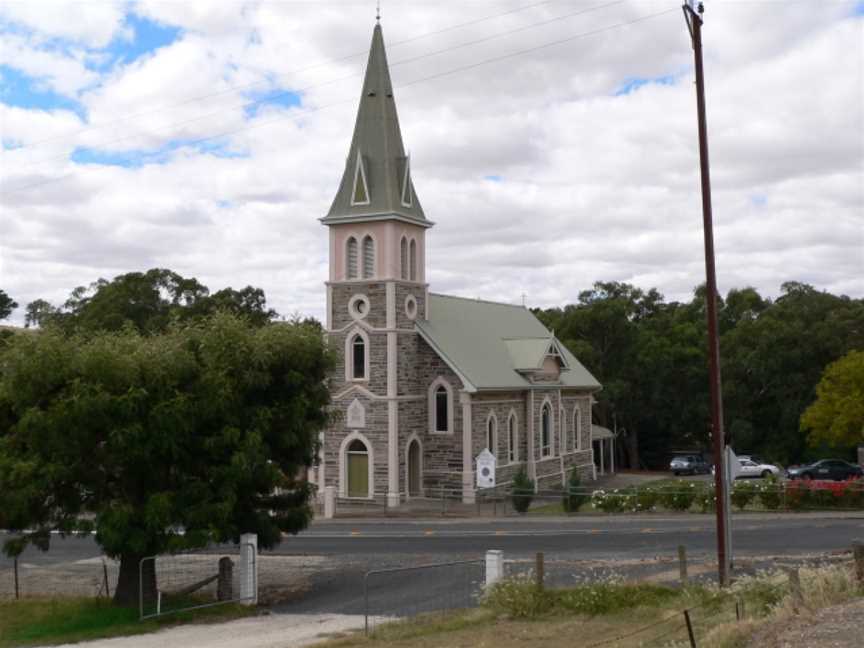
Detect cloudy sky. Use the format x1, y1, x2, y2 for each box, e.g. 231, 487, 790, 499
1, 0, 862, 324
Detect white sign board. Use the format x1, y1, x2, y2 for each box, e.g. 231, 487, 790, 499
476, 449, 496, 489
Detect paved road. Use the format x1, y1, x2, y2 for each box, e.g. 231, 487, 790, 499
4, 513, 863, 568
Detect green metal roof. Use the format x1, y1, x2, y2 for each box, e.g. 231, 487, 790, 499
322, 23, 428, 226
416, 294, 602, 392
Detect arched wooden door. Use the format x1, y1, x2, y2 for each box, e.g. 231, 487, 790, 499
408, 439, 422, 497
347, 439, 369, 497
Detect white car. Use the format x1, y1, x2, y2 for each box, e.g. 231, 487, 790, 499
712, 457, 782, 479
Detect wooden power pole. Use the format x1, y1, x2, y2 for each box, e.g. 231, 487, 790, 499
683, 0, 729, 586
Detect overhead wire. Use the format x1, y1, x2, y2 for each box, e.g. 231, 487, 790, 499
1, 5, 679, 196
8, 0, 630, 168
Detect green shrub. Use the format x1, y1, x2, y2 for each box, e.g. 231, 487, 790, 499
634, 488, 659, 512
658, 481, 697, 511
511, 469, 535, 514
785, 481, 812, 510
730, 480, 758, 511
840, 480, 864, 509
591, 489, 631, 513
695, 482, 716, 513
562, 467, 589, 513
758, 476, 783, 510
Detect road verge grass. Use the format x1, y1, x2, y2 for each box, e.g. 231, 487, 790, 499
0, 597, 256, 647
319, 563, 862, 648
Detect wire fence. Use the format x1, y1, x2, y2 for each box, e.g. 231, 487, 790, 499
138, 542, 255, 620
0, 552, 118, 600
363, 559, 485, 636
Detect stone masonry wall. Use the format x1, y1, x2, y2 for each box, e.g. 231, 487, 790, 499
469, 392, 529, 490
414, 336, 463, 496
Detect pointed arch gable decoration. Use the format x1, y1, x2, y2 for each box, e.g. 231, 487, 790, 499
401, 156, 413, 207
351, 153, 370, 206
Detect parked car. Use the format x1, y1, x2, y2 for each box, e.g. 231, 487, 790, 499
670, 455, 710, 476
736, 458, 782, 479
786, 459, 864, 481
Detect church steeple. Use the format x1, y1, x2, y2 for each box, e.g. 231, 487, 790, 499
323, 23, 429, 226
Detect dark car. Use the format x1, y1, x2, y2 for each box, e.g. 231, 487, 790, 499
670, 455, 710, 476
786, 459, 863, 481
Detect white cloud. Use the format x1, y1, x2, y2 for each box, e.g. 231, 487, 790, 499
0, 0, 125, 46
1, 1, 862, 327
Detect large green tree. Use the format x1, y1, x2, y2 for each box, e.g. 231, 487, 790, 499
800, 350, 864, 447
0, 290, 17, 321
26, 268, 278, 333
0, 313, 332, 606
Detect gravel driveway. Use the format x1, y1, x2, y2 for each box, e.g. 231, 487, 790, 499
51, 614, 365, 648
749, 599, 864, 648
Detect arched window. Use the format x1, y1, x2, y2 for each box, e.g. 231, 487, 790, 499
435, 386, 448, 432
345, 437, 370, 498
409, 239, 417, 281
508, 412, 518, 463
351, 334, 366, 380
362, 235, 374, 278
541, 403, 553, 458
400, 237, 408, 280
346, 237, 358, 280
573, 406, 582, 451
486, 413, 497, 459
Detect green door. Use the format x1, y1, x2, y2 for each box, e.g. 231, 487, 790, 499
348, 451, 369, 497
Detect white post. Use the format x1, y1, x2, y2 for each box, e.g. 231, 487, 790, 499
324, 485, 336, 519
485, 550, 504, 588
239, 533, 258, 605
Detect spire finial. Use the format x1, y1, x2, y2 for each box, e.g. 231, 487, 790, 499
376, 1, 380, 23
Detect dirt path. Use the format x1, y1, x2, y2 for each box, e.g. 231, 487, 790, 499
51, 613, 365, 648
749, 599, 864, 648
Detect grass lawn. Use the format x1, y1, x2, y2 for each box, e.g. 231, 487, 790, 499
0, 597, 256, 647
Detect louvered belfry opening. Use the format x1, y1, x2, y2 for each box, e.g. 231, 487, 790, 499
409, 239, 417, 281
362, 236, 375, 278
400, 237, 408, 280
346, 237, 358, 279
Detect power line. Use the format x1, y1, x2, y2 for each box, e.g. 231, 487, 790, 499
11, 0, 574, 151
1, 6, 678, 197
9, 0, 629, 167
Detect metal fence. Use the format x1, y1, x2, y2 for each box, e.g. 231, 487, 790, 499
0, 553, 117, 600
138, 542, 256, 620
363, 559, 485, 635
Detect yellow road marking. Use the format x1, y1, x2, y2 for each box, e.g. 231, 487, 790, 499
424, 530, 434, 536
495, 530, 506, 535
350, 531, 361, 536
641, 528, 654, 533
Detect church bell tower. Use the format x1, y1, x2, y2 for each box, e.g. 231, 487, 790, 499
320, 21, 433, 507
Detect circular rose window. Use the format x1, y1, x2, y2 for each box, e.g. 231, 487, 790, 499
349, 294, 370, 320
405, 295, 418, 320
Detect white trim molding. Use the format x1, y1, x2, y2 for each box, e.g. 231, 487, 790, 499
339, 431, 375, 499
428, 376, 455, 435
350, 152, 371, 206
507, 409, 519, 464
540, 396, 555, 459
485, 410, 498, 460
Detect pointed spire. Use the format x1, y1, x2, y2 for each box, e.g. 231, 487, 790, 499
323, 23, 429, 227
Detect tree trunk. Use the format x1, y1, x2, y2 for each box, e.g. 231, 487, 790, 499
113, 553, 157, 609
626, 428, 640, 470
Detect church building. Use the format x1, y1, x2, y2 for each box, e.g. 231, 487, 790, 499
313, 22, 602, 507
